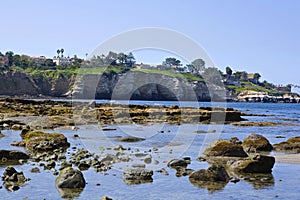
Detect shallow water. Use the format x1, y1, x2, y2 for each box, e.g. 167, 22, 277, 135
0, 102, 300, 199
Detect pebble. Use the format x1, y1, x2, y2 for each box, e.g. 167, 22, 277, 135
132, 164, 146, 168
230, 177, 240, 183
30, 167, 40, 173
156, 168, 169, 176
11, 185, 20, 191
196, 157, 206, 162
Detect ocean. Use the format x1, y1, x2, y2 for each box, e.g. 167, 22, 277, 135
0, 101, 299, 199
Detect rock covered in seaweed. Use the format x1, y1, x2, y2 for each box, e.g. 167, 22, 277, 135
123, 168, 153, 185
227, 154, 275, 173
203, 140, 248, 158
242, 134, 273, 153
24, 130, 70, 151
273, 137, 300, 153
189, 166, 229, 192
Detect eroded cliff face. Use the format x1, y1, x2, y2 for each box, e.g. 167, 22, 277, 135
0, 70, 215, 101
73, 71, 213, 101
0, 71, 74, 97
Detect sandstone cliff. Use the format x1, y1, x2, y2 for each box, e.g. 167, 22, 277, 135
0, 70, 218, 101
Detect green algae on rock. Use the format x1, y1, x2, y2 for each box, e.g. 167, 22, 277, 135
203, 140, 248, 158
24, 130, 70, 151
242, 134, 273, 153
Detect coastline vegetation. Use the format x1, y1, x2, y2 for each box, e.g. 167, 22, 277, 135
0, 50, 296, 97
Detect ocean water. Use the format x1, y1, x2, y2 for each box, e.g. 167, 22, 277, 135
0, 102, 300, 200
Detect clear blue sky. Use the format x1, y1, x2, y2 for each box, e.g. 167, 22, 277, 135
1, 0, 300, 86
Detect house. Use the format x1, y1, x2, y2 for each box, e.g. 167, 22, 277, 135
222, 74, 240, 86
31, 56, 46, 64
247, 73, 259, 84
277, 86, 291, 93
53, 57, 72, 65
135, 63, 153, 69
0, 56, 9, 66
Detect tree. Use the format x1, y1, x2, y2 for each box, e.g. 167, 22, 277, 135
202, 67, 223, 86
191, 58, 205, 73
226, 66, 232, 76
57, 49, 61, 58
126, 52, 135, 67
234, 71, 248, 81
12, 54, 21, 66
61, 49, 64, 58
163, 57, 181, 67
254, 73, 261, 80
117, 53, 127, 64
186, 64, 195, 73
5, 51, 14, 67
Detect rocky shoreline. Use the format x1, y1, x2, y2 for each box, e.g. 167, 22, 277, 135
0, 98, 299, 199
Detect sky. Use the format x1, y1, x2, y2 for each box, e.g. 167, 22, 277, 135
1, 0, 300, 87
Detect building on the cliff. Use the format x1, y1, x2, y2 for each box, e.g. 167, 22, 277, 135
247, 73, 259, 84
0, 56, 9, 66
53, 56, 72, 65
222, 74, 240, 86
31, 56, 47, 64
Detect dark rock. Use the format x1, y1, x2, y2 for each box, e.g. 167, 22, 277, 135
102, 196, 113, 200
227, 154, 275, 173
273, 137, 300, 153
100, 154, 118, 164
24, 130, 70, 151
11, 185, 20, 191
118, 136, 145, 142
230, 177, 240, 183
167, 159, 189, 168
189, 166, 229, 192
196, 157, 206, 162
78, 162, 90, 171
123, 168, 153, 185
102, 127, 117, 131
0, 150, 29, 163
10, 141, 26, 147
2, 167, 29, 189
155, 168, 169, 176
176, 168, 194, 177
132, 164, 146, 168
30, 167, 40, 173
56, 167, 86, 189
203, 140, 248, 157
20, 126, 32, 138
189, 166, 230, 182
230, 137, 242, 145
242, 134, 273, 152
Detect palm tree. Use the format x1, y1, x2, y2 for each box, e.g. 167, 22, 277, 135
57, 49, 61, 58
61, 49, 64, 58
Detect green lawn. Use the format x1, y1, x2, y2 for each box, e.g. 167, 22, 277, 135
132, 68, 203, 82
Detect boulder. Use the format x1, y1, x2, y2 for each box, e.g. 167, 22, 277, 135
242, 134, 273, 153
203, 140, 248, 157
227, 154, 275, 173
24, 130, 70, 151
273, 137, 300, 153
56, 167, 86, 189
2, 167, 29, 191
167, 159, 189, 168
189, 166, 230, 182
0, 150, 29, 163
189, 166, 229, 192
118, 136, 145, 142
123, 168, 153, 185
